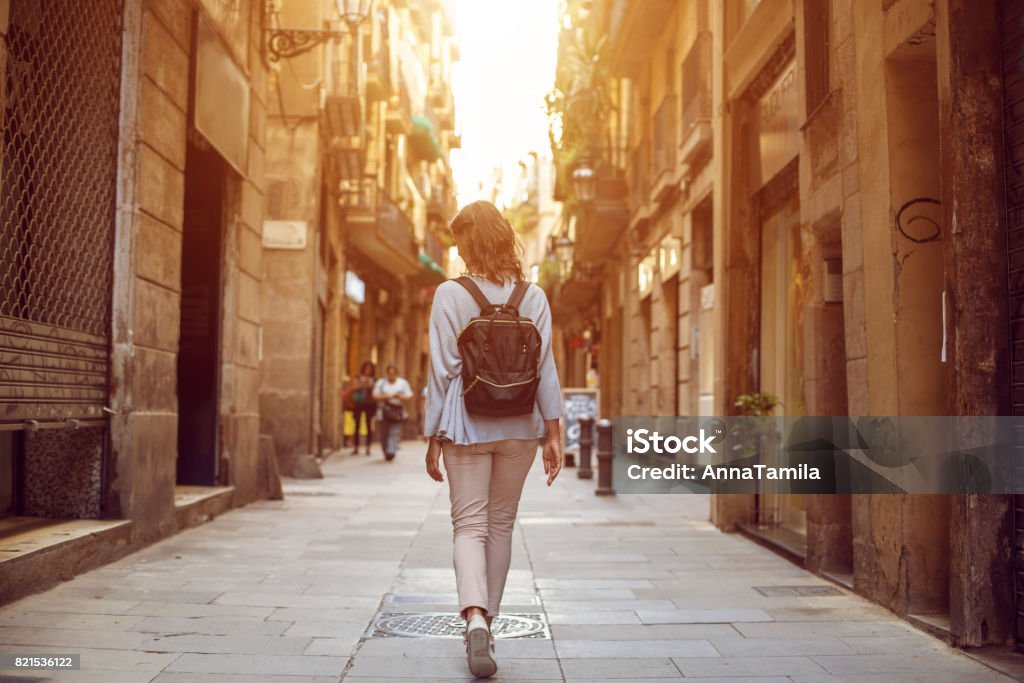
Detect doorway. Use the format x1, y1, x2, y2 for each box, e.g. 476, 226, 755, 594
176, 140, 225, 486
758, 191, 805, 534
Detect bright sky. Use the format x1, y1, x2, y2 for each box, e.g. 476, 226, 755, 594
449, 0, 560, 211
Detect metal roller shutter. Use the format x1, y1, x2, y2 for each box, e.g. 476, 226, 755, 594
0, 0, 124, 429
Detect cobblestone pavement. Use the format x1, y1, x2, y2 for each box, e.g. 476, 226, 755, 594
0, 440, 1013, 681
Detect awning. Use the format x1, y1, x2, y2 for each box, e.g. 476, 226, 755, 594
411, 251, 447, 287
410, 115, 443, 162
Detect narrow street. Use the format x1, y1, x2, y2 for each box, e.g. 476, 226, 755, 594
0, 444, 1007, 682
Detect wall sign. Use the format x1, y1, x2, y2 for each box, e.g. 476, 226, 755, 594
758, 60, 799, 185
262, 220, 307, 249
194, 15, 250, 175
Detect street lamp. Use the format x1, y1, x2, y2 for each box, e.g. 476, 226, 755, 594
571, 159, 597, 203
267, 0, 372, 62
337, 0, 373, 28
554, 235, 575, 265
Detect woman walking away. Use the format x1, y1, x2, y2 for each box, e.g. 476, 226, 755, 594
373, 363, 413, 461
424, 200, 564, 679
349, 361, 376, 456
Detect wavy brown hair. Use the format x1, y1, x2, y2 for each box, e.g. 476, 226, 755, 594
449, 200, 525, 285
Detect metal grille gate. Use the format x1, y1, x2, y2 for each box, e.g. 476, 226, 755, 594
0, 0, 124, 427
1000, 0, 1024, 652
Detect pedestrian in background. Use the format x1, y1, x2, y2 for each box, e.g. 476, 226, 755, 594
424, 200, 564, 679
372, 363, 413, 461
349, 361, 376, 456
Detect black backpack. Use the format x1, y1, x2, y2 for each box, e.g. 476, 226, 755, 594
454, 277, 542, 417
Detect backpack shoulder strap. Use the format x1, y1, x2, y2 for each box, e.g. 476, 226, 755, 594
453, 276, 492, 312
506, 281, 530, 312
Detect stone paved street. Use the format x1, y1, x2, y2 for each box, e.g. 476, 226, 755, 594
0, 441, 1012, 681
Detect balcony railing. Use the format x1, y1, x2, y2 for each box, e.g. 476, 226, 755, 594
681, 32, 712, 140
630, 139, 649, 211
424, 229, 445, 266
652, 96, 677, 182
365, 52, 392, 102
386, 81, 412, 135
376, 188, 417, 256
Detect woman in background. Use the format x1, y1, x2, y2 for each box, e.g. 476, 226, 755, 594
349, 361, 376, 456
372, 363, 413, 461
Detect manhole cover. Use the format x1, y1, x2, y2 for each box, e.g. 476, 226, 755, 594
368, 612, 549, 639
754, 585, 842, 597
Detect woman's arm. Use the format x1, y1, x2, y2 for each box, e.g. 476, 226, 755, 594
532, 287, 564, 421
424, 285, 461, 438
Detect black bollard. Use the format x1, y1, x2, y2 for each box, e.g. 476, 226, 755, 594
577, 414, 594, 479
595, 418, 615, 496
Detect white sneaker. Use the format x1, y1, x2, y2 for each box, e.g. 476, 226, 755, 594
464, 615, 496, 678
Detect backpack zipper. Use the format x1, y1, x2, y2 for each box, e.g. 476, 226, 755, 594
457, 318, 540, 339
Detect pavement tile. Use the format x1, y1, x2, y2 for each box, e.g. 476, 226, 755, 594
790, 674, 1009, 683
212, 593, 380, 609
549, 624, 743, 641
731, 619, 913, 638
541, 599, 676, 612
7, 598, 141, 615
708, 635, 857, 656
0, 626, 148, 650
672, 655, 829, 677
0, 611, 146, 631
811, 652, 1004, 676
344, 655, 563, 679
265, 607, 379, 622
137, 633, 312, 655
153, 675, 337, 682
163, 653, 347, 676
546, 611, 642, 625
281, 621, 369, 639
565, 679, 789, 683
352, 637, 556, 658
637, 609, 773, 624
559, 657, 683, 679
554, 639, 719, 658
124, 603, 275, 619
838, 634, 953, 654
129, 616, 290, 636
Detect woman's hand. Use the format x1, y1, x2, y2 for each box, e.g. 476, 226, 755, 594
425, 437, 444, 482
542, 435, 563, 486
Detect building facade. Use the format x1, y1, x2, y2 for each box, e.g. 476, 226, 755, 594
261, 0, 458, 472
558, 0, 1018, 651
0, 0, 272, 601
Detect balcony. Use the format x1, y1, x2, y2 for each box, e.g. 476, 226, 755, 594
679, 32, 712, 174
651, 96, 677, 204
607, 0, 677, 76
426, 183, 454, 223
423, 229, 445, 266
365, 52, 392, 102
629, 139, 652, 234
346, 182, 420, 276
325, 135, 364, 180
386, 82, 412, 135
574, 170, 629, 264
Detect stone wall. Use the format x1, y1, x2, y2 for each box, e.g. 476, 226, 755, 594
108, 0, 267, 542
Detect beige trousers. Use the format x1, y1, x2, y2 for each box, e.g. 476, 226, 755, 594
442, 438, 538, 617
